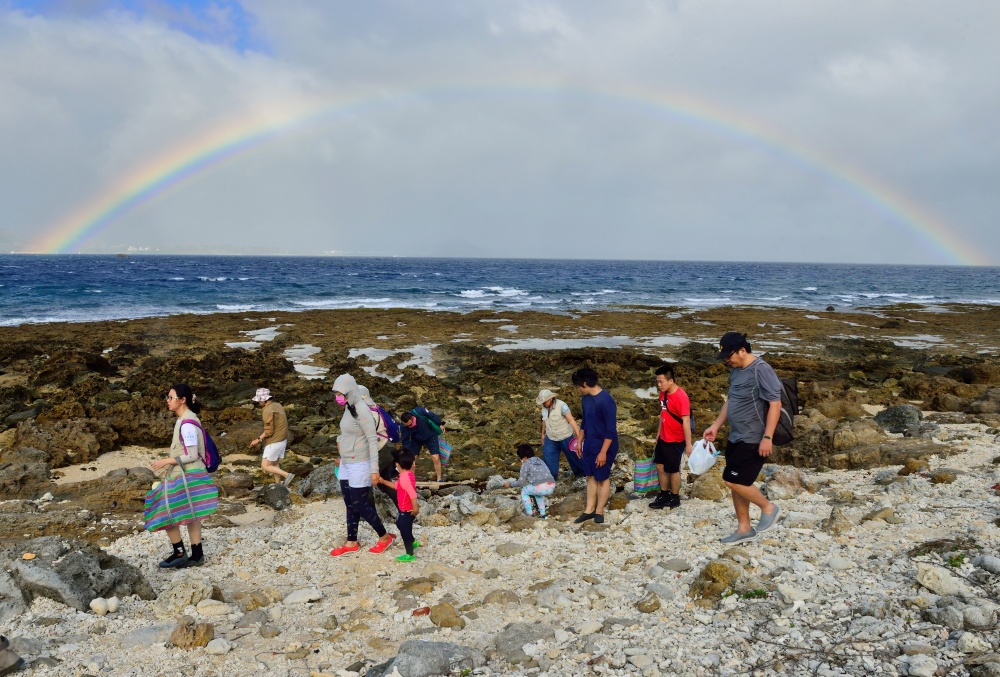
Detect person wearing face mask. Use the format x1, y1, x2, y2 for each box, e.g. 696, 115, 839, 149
329, 374, 395, 557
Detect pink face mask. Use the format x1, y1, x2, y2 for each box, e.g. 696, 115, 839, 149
335, 394, 347, 406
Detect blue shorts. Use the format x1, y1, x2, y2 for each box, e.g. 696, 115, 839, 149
581, 449, 617, 482
408, 436, 441, 456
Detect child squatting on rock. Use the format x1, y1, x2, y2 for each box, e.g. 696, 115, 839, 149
504, 444, 557, 518
378, 451, 421, 562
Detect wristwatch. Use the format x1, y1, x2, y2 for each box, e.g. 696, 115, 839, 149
762, 435, 772, 440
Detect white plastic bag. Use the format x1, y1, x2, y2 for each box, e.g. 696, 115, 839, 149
688, 439, 719, 475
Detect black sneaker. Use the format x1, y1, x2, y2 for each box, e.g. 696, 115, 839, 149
574, 512, 596, 524
180, 555, 205, 568
649, 493, 669, 509
666, 493, 681, 509
158, 552, 189, 569
594, 514, 605, 524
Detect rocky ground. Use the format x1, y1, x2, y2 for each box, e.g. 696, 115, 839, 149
2, 304, 1000, 675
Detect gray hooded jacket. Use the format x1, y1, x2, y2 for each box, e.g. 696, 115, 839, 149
333, 373, 380, 474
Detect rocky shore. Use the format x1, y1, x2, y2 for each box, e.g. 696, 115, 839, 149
2, 304, 1000, 676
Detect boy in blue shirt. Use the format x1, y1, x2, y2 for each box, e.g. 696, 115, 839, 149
571, 368, 618, 525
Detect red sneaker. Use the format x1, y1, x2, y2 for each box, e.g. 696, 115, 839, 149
330, 543, 360, 557
368, 534, 395, 554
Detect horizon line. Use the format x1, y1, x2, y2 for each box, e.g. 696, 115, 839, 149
0, 251, 996, 269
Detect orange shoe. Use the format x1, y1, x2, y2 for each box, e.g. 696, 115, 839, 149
368, 534, 395, 554
330, 543, 360, 557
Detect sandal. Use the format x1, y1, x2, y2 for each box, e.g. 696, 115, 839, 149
330, 543, 360, 557
368, 534, 395, 554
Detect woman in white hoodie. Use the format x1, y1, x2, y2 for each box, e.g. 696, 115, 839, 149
329, 373, 395, 557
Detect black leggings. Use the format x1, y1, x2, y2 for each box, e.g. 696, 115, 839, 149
397, 512, 415, 555
340, 480, 387, 542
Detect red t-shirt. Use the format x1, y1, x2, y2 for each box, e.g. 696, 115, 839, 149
659, 387, 691, 443
396, 470, 418, 512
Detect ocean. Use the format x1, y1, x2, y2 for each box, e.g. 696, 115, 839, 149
1, 255, 999, 327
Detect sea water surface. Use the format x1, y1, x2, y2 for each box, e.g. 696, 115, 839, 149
1, 255, 999, 327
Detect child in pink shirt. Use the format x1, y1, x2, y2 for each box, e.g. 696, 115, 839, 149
378, 451, 420, 562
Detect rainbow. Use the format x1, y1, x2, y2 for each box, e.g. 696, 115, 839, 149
31, 82, 991, 265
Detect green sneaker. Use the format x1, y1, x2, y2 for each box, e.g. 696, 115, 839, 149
396, 554, 416, 562
413, 541, 421, 549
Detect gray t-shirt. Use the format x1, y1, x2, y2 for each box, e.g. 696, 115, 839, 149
727, 357, 782, 443
510, 457, 556, 488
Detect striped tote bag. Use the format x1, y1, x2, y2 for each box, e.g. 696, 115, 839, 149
633, 456, 659, 494
144, 461, 219, 532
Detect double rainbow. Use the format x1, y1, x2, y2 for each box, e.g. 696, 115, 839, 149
31, 82, 988, 265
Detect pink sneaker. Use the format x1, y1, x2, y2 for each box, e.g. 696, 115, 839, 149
368, 534, 395, 554
330, 543, 360, 557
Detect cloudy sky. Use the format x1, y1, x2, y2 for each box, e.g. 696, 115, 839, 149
1, 0, 998, 264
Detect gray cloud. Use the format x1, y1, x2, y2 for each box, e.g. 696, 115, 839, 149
1, 1, 997, 264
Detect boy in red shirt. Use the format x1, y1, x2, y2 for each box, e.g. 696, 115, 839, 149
651, 364, 693, 510
378, 452, 420, 562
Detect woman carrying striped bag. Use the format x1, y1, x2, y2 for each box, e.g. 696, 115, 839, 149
144, 383, 219, 569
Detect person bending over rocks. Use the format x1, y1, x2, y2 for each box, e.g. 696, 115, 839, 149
572, 368, 618, 525
536, 388, 584, 481
378, 451, 420, 562
145, 383, 219, 568
400, 406, 445, 483
703, 332, 784, 544
650, 364, 693, 510
330, 374, 395, 557
504, 444, 556, 519
248, 387, 294, 487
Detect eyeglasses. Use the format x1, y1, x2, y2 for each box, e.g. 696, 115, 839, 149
165, 396, 180, 402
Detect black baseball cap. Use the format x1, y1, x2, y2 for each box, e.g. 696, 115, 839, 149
717, 332, 749, 360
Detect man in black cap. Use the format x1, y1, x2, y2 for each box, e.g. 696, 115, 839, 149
703, 331, 783, 543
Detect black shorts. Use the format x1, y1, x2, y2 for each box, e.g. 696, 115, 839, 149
722, 440, 767, 486
653, 439, 685, 473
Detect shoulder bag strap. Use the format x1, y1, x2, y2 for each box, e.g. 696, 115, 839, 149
179, 420, 208, 465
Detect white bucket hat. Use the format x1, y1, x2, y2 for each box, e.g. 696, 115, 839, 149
536, 389, 557, 406
251, 388, 272, 402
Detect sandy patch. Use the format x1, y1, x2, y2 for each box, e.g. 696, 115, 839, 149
53, 446, 166, 485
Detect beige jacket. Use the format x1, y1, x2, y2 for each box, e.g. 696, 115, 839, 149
262, 400, 288, 446
167, 413, 206, 478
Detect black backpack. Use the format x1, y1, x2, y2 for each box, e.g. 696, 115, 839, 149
773, 378, 798, 446
660, 392, 695, 433
753, 362, 798, 446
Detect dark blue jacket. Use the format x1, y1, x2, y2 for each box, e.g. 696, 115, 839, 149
401, 407, 443, 450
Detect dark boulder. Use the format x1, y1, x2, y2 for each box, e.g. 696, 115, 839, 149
874, 404, 923, 433
1, 537, 154, 624
215, 471, 255, 499
298, 463, 341, 499
255, 484, 291, 511
0, 457, 52, 500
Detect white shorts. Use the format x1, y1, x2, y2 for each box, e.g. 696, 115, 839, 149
262, 440, 287, 462
339, 460, 373, 489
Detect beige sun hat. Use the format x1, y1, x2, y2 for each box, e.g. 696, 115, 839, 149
251, 388, 272, 402
535, 388, 557, 406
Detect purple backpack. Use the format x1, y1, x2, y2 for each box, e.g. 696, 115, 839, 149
180, 420, 221, 473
